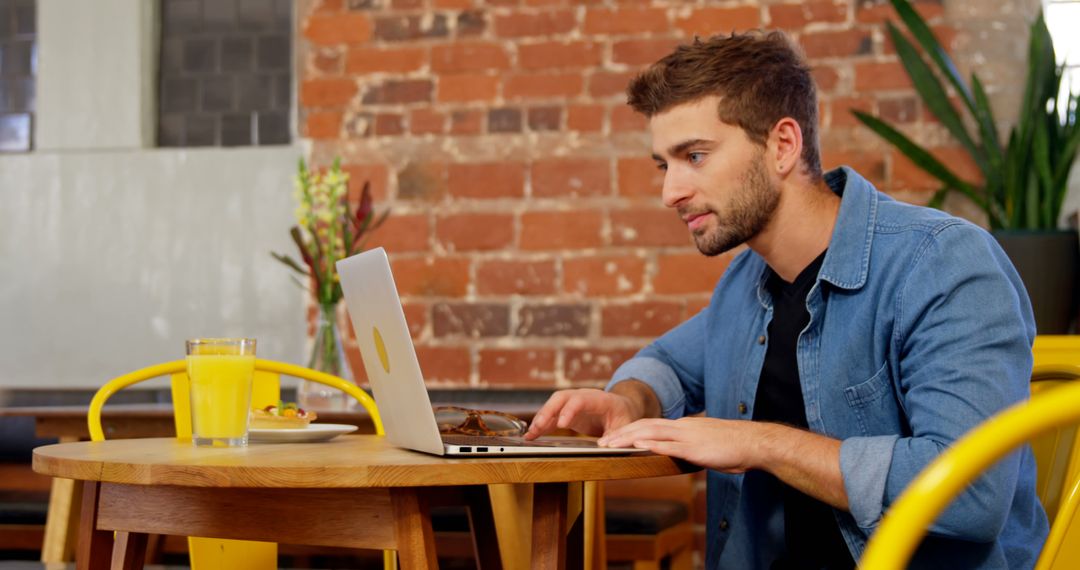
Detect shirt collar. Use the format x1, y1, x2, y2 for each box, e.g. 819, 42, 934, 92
753, 166, 879, 307
817, 166, 879, 291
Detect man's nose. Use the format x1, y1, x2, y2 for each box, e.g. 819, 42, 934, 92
661, 171, 693, 208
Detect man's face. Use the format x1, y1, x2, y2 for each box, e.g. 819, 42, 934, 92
649, 96, 779, 256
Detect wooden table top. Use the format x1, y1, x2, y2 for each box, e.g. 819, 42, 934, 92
33, 436, 693, 488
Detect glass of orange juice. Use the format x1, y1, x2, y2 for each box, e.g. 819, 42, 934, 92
186, 338, 256, 447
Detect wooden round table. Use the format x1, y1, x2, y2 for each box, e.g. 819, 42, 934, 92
33, 435, 693, 569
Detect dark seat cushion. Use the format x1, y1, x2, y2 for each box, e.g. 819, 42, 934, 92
0, 490, 49, 525
604, 498, 688, 535
430, 506, 471, 533
0, 418, 56, 462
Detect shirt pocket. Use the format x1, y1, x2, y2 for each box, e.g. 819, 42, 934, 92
843, 361, 903, 436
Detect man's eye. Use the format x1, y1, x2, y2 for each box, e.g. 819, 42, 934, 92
655, 162, 668, 172
688, 152, 706, 165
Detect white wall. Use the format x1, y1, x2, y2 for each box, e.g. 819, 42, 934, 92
0, 0, 306, 388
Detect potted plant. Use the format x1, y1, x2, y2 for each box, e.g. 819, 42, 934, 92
854, 0, 1080, 333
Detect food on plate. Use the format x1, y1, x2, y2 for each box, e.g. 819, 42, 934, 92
250, 401, 318, 429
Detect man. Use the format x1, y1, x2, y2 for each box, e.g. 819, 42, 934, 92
524, 31, 1047, 569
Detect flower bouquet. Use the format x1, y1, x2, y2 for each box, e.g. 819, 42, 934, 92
272, 157, 388, 409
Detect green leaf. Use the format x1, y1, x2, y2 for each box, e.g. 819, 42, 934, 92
1031, 117, 1054, 227
970, 74, 1003, 173
927, 187, 950, 210
372, 208, 391, 230
852, 111, 977, 193
288, 274, 309, 291
1024, 167, 1040, 228
1051, 118, 1080, 194
889, 0, 977, 115
1016, 14, 1052, 155
888, 23, 986, 175
270, 252, 310, 277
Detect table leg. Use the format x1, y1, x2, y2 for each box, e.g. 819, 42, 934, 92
532, 483, 569, 570
42, 475, 82, 562
584, 481, 606, 570
489, 483, 532, 570
42, 435, 83, 563
390, 488, 438, 569
463, 485, 503, 570
76, 481, 112, 570
111, 531, 148, 570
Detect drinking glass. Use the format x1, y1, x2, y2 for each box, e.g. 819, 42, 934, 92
186, 338, 257, 447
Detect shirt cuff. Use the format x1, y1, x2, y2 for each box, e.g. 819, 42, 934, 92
840, 434, 899, 529
606, 356, 686, 419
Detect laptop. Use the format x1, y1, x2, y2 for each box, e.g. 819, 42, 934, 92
336, 247, 644, 457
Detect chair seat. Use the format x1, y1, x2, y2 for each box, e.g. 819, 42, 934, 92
0, 490, 49, 525
430, 506, 471, 532
605, 497, 689, 535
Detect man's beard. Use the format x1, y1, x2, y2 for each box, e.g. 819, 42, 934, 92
686, 154, 779, 257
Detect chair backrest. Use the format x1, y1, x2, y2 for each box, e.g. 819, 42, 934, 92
1037, 476, 1080, 570
88, 358, 383, 441
1030, 364, 1080, 521
603, 472, 696, 504
859, 369, 1080, 570
1033, 335, 1080, 369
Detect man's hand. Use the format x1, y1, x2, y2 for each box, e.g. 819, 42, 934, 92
523, 381, 660, 440
599, 417, 849, 510
598, 417, 762, 472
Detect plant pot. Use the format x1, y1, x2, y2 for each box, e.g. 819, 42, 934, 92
992, 230, 1079, 334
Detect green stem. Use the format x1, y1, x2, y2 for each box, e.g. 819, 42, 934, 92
309, 302, 343, 377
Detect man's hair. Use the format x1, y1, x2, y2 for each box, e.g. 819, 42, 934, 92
626, 31, 822, 180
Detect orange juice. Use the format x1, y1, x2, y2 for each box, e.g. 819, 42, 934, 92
187, 353, 255, 446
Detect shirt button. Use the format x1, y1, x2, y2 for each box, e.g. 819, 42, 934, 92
757, 335, 766, 345
720, 518, 729, 531
737, 402, 748, 415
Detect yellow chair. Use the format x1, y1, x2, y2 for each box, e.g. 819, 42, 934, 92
1033, 335, 1080, 369
860, 364, 1080, 570
87, 358, 392, 570
1039, 476, 1080, 570
1030, 364, 1080, 521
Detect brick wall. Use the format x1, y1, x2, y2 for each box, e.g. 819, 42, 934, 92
297, 0, 1036, 565
299, 0, 1034, 391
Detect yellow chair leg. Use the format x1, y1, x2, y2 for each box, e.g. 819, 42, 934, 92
671, 546, 694, 570
383, 549, 398, 569
188, 537, 277, 569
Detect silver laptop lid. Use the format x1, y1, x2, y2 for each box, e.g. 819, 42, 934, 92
336, 248, 445, 455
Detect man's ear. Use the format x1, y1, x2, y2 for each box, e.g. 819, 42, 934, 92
769, 117, 803, 177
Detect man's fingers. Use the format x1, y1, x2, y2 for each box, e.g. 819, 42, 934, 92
556, 395, 588, 429
634, 439, 690, 459
599, 419, 678, 447
525, 392, 570, 439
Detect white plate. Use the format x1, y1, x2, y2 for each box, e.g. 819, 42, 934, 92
249, 423, 358, 444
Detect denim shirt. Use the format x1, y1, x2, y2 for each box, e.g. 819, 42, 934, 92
609, 167, 1048, 569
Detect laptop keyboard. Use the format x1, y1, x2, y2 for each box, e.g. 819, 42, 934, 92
441, 435, 600, 448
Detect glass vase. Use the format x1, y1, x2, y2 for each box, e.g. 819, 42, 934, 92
297, 302, 353, 412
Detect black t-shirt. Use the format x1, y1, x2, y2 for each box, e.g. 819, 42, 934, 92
753, 250, 854, 570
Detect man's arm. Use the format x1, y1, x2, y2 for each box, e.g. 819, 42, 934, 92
527, 310, 710, 439
599, 417, 850, 510
610, 379, 662, 420
841, 222, 1034, 539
